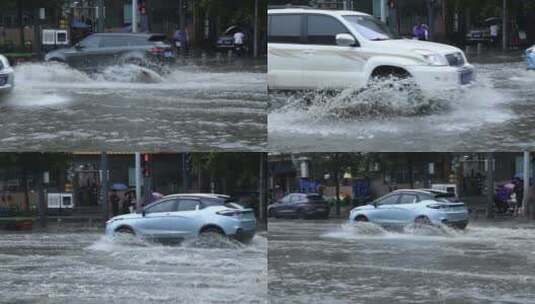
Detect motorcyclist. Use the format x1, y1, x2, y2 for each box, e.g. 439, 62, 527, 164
233, 30, 245, 56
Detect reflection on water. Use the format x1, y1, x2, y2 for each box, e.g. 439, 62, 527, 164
269, 220, 535, 304
0, 232, 267, 304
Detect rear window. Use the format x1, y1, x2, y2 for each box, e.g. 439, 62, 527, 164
306, 194, 325, 201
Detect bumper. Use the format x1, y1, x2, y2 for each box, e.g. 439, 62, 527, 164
526, 53, 535, 70
231, 228, 256, 243
409, 64, 475, 91
431, 212, 469, 229
0, 71, 14, 94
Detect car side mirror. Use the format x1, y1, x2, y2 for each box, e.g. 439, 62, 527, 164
142, 210, 146, 217
373, 202, 378, 208
74, 43, 84, 50
336, 33, 357, 47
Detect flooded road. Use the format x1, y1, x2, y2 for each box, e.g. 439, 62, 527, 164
268, 54, 535, 151
0, 61, 266, 151
0, 231, 267, 303
269, 219, 535, 304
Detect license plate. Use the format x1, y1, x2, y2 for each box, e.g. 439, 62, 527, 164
472, 33, 482, 38
175, 42, 181, 47
460, 70, 473, 85
0, 76, 6, 86
164, 51, 174, 58
316, 208, 326, 212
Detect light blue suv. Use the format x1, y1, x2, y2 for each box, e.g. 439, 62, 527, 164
349, 189, 469, 229
105, 193, 256, 243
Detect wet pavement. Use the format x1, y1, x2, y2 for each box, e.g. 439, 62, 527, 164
268, 53, 535, 151
0, 60, 266, 151
268, 219, 535, 304
0, 231, 267, 304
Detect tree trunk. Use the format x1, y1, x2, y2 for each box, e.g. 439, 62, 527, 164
18, 0, 24, 50
22, 167, 29, 212
335, 171, 340, 217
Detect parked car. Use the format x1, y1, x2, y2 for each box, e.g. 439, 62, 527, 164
44, 33, 176, 72
466, 17, 501, 44
268, 8, 475, 93
526, 45, 535, 70
268, 193, 330, 219
0, 54, 14, 94
105, 193, 256, 243
349, 189, 469, 229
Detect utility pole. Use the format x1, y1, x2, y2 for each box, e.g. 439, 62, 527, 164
258, 153, 266, 222
96, 0, 104, 33
132, 0, 138, 33
135, 152, 142, 211
486, 153, 495, 219
502, 0, 507, 50
179, 0, 186, 30
100, 152, 109, 221
253, 0, 259, 58
37, 171, 47, 228
181, 153, 188, 192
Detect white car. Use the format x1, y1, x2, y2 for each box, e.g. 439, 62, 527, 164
267, 8, 475, 92
0, 54, 14, 94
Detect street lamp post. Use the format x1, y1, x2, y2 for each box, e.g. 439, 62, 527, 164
100, 152, 109, 221
502, 0, 507, 50
132, 0, 138, 33
486, 153, 495, 219
253, 0, 259, 58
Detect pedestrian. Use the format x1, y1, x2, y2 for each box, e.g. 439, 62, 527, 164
490, 23, 499, 46
109, 190, 120, 217
173, 27, 189, 52
412, 21, 428, 41
513, 177, 524, 216
233, 29, 246, 56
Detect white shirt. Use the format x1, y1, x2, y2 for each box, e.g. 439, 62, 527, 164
490, 25, 498, 37
234, 32, 245, 45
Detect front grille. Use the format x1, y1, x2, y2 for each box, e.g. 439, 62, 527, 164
446, 52, 465, 67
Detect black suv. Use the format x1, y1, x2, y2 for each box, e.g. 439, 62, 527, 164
45, 33, 176, 71
268, 193, 330, 219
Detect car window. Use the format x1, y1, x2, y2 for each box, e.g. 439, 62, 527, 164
399, 194, 418, 204
178, 199, 200, 211
145, 199, 177, 214
129, 36, 152, 46
79, 35, 100, 48
306, 14, 350, 45
280, 195, 291, 204
99, 36, 130, 47
376, 194, 399, 206
342, 15, 400, 40
268, 14, 302, 43
289, 194, 299, 203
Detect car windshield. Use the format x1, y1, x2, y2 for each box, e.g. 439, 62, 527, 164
342, 15, 400, 40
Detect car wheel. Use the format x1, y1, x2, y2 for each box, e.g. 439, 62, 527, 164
114, 226, 135, 236
200, 226, 225, 238
414, 216, 432, 226
355, 215, 369, 222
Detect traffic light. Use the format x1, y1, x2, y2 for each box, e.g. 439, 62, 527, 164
142, 153, 151, 177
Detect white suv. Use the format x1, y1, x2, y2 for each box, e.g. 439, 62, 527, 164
268, 8, 475, 92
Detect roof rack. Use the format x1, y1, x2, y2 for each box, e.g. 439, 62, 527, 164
268, 4, 314, 9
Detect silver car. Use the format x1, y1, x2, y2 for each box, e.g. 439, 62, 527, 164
349, 189, 469, 229
0, 54, 14, 94
105, 193, 256, 243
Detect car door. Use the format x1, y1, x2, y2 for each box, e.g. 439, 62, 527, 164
94, 35, 130, 67
274, 194, 295, 217
390, 193, 419, 224
64, 35, 101, 69
136, 199, 179, 239
369, 193, 401, 224
268, 14, 305, 89
302, 14, 366, 89
171, 198, 203, 238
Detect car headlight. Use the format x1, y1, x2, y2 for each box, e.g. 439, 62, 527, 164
414, 49, 449, 66
0, 55, 9, 69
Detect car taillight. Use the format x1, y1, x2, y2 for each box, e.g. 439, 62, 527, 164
150, 47, 166, 55
216, 210, 242, 217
